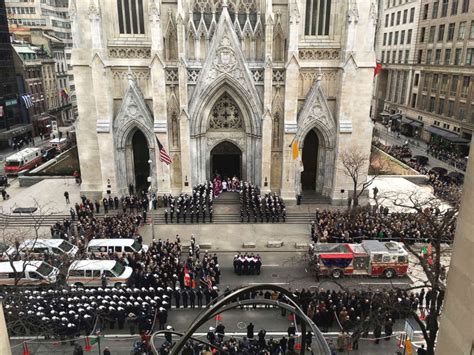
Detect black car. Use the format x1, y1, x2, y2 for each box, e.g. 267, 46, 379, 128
42, 147, 58, 161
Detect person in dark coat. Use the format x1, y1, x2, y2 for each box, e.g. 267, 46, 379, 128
247, 322, 254, 339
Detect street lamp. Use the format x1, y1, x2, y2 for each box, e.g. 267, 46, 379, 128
148, 160, 155, 241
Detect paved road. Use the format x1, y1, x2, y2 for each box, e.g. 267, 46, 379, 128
374, 122, 464, 174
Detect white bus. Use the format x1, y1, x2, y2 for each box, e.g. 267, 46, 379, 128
67, 260, 133, 287
5, 239, 78, 258
0, 261, 59, 286
86, 239, 148, 255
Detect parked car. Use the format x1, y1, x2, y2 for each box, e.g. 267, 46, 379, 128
42, 147, 59, 161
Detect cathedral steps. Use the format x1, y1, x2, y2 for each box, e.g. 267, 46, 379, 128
213, 192, 240, 205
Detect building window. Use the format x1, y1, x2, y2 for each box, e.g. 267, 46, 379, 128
451, 75, 459, 94
438, 24, 445, 41
304, 0, 332, 36
452, 0, 459, 14
462, 0, 470, 12
393, 50, 397, 63
448, 100, 454, 116
403, 9, 408, 24
423, 4, 429, 19
454, 48, 463, 64
433, 74, 439, 90
401, 30, 405, 44
383, 33, 387, 46
420, 27, 426, 42
381, 51, 385, 62
462, 76, 470, 96
399, 50, 403, 63
447, 23, 455, 41
470, 21, 474, 39
394, 31, 399, 45
435, 49, 441, 64
117, 0, 145, 34
409, 7, 415, 22
459, 103, 466, 120
389, 32, 393, 45
414, 73, 420, 86
417, 50, 423, 64
438, 98, 445, 114
407, 29, 412, 44
466, 48, 474, 65
441, 0, 449, 16
387, 51, 391, 63
429, 97, 436, 112
405, 50, 409, 64
426, 49, 433, 64
385, 14, 389, 27
444, 48, 452, 64
429, 26, 435, 42
432, 1, 439, 17
391, 13, 395, 26
458, 22, 466, 40
396, 11, 401, 25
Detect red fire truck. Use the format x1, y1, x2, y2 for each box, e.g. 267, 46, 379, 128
4, 148, 43, 175
308, 240, 409, 279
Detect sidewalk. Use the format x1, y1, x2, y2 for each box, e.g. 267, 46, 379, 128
374, 122, 464, 174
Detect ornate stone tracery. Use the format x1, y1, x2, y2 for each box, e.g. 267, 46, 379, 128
208, 93, 243, 129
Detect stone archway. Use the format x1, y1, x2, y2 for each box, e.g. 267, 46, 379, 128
113, 76, 157, 195
210, 141, 242, 179
190, 84, 261, 184
131, 129, 150, 194
301, 129, 319, 191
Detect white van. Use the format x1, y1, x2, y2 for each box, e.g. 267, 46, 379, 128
5, 239, 78, 258
67, 260, 133, 287
0, 261, 59, 286
86, 239, 148, 255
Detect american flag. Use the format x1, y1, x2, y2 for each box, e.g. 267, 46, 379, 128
156, 136, 172, 165
21, 94, 34, 109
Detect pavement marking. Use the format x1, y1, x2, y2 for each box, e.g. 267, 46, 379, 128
11, 330, 426, 340
247, 282, 289, 285
359, 282, 411, 285
263, 264, 280, 267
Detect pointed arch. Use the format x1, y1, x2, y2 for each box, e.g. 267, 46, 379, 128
272, 88, 283, 149
113, 77, 157, 194
273, 17, 285, 62
164, 11, 178, 61
295, 77, 337, 197
167, 90, 180, 149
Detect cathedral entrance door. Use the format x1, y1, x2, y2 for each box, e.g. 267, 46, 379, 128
301, 129, 319, 191
210, 141, 242, 179
132, 129, 150, 195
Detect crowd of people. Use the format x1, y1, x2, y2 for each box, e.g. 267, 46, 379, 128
162, 183, 214, 224
213, 175, 242, 196
310, 205, 456, 244
427, 143, 468, 171
374, 141, 463, 205
233, 253, 263, 275
240, 183, 286, 223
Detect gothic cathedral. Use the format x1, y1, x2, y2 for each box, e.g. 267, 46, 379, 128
71, 0, 377, 203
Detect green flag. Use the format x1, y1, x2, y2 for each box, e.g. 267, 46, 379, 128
90, 335, 102, 345
421, 246, 427, 255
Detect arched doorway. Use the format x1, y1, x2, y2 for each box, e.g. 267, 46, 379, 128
211, 141, 242, 179
132, 130, 150, 194
301, 129, 319, 191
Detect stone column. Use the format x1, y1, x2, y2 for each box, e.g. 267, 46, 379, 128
91, 55, 116, 194
261, 9, 274, 194
332, 0, 375, 202
280, 1, 300, 203
437, 147, 474, 354
176, 1, 192, 193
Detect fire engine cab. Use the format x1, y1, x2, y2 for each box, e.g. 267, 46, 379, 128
4, 148, 43, 175
309, 240, 409, 279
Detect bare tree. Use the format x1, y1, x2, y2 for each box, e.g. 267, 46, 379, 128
340, 147, 383, 208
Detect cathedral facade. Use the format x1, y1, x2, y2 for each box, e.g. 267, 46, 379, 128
71, 0, 376, 202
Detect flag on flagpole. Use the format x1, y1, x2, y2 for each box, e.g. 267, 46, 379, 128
0, 106, 4, 117
155, 136, 172, 165
374, 61, 383, 76
60, 88, 69, 100
21, 94, 34, 109
291, 139, 299, 160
